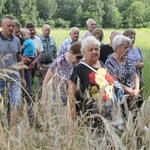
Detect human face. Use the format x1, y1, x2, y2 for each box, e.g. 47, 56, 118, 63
83, 42, 100, 64
13, 27, 21, 37
70, 52, 83, 65
87, 21, 96, 32
42, 26, 50, 38
94, 33, 101, 42
1, 18, 15, 37
70, 29, 79, 42
28, 28, 36, 38
117, 41, 130, 60
128, 34, 135, 46
21, 32, 30, 40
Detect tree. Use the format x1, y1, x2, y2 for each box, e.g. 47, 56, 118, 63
81, 0, 104, 27
102, 0, 122, 28
0, 0, 6, 16
122, 1, 145, 28
56, 0, 82, 27
2, 0, 38, 26
37, 0, 57, 21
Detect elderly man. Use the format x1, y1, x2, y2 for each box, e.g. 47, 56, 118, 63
82, 18, 96, 40
37, 24, 57, 97
58, 27, 79, 56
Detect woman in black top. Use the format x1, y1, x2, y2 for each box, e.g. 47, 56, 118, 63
68, 36, 114, 130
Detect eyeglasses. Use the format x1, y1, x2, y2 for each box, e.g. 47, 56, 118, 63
76, 56, 83, 60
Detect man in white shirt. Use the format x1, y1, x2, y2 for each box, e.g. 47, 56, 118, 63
82, 19, 96, 40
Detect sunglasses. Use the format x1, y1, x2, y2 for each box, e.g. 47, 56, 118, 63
76, 56, 83, 60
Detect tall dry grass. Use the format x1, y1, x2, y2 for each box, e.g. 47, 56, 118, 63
0, 29, 149, 149
0, 68, 150, 149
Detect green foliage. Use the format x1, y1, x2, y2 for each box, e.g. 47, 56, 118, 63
0, 0, 150, 28
37, 0, 57, 20
55, 18, 70, 28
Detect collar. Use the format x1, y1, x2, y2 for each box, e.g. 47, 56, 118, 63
40, 35, 51, 41
0, 32, 14, 40
69, 37, 74, 44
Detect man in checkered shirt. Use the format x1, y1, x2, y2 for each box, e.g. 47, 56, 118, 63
38, 24, 57, 98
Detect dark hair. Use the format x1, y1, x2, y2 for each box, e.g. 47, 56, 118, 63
70, 41, 81, 54
123, 29, 136, 37
26, 23, 35, 29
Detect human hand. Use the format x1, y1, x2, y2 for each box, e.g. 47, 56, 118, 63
29, 60, 37, 69
39, 99, 46, 107
135, 62, 144, 69
21, 78, 26, 88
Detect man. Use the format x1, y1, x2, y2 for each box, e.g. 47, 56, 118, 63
58, 27, 79, 56
100, 31, 121, 64
24, 23, 43, 124
82, 18, 96, 40
38, 24, 57, 96
0, 16, 26, 131
13, 21, 24, 45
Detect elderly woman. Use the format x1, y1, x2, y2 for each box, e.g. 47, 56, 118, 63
123, 29, 144, 107
105, 35, 140, 116
40, 41, 83, 106
68, 36, 115, 130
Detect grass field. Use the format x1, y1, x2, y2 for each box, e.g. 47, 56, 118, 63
0, 28, 150, 149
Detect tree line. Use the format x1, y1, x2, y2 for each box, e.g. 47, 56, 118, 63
0, 0, 150, 29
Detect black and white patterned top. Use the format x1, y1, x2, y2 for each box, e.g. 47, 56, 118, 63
105, 55, 136, 89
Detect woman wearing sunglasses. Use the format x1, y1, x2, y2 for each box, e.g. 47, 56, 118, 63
40, 41, 83, 106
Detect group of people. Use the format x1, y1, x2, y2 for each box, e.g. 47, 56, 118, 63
0, 16, 144, 133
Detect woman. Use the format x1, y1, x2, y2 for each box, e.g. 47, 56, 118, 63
105, 35, 140, 115
123, 29, 144, 107
92, 28, 104, 47
68, 36, 115, 130
40, 41, 83, 106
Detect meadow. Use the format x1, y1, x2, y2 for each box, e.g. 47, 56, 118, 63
0, 28, 150, 150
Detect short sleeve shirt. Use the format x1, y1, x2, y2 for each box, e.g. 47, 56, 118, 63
23, 38, 35, 58
49, 54, 73, 104
32, 36, 44, 56
39, 35, 57, 63
58, 38, 73, 56
0, 32, 21, 80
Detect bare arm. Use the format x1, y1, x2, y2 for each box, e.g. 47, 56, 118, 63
21, 45, 25, 50
40, 68, 54, 106
67, 80, 77, 123
113, 75, 133, 95
29, 52, 42, 69
17, 53, 26, 88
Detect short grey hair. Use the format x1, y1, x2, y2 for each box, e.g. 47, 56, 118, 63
70, 27, 79, 33
81, 36, 101, 53
86, 19, 96, 25
112, 35, 132, 52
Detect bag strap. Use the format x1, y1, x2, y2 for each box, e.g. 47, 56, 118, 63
79, 61, 115, 103
80, 61, 109, 85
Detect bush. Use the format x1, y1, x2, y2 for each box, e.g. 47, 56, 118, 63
55, 18, 70, 28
